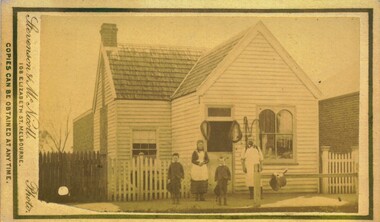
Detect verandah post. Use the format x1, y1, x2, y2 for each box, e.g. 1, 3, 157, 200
321, 146, 330, 194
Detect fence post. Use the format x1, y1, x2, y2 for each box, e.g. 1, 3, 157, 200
351, 146, 359, 194
107, 158, 112, 201
253, 164, 261, 207
321, 146, 330, 194
138, 153, 144, 201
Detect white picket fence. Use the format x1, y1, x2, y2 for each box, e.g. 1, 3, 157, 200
107, 155, 191, 201
321, 146, 358, 194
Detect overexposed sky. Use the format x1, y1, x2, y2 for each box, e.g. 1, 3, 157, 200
40, 14, 360, 150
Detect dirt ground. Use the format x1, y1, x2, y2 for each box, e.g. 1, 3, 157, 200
69, 193, 358, 213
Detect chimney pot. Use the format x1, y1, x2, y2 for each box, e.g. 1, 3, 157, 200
100, 23, 118, 47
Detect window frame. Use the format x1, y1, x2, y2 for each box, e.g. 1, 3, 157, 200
205, 105, 234, 122
131, 128, 159, 158
257, 106, 297, 165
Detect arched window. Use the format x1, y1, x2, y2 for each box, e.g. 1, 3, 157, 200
276, 110, 293, 159
259, 108, 294, 161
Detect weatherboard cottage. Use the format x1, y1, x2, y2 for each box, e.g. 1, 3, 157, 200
76, 22, 322, 194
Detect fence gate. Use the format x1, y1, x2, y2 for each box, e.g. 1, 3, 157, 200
108, 155, 191, 201
321, 146, 358, 194
39, 151, 107, 203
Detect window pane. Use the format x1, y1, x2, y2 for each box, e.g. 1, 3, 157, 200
277, 110, 293, 133
132, 149, 146, 156
208, 108, 231, 117
141, 143, 149, 149
259, 110, 275, 133
260, 134, 276, 159
132, 143, 141, 149
148, 150, 157, 156
276, 135, 293, 159
207, 121, 233, 152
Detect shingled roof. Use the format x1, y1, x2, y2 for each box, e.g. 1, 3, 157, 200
107, 44, 204, 100
171, 30, 247, 99
100, 22, 321, 102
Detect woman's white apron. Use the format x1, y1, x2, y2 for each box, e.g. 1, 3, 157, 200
190, 151, 208, 181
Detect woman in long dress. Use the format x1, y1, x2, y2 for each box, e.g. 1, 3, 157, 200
241, 139, 263, 199
190, 140, 209, 201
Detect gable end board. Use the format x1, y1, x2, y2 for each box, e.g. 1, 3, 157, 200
101, 45, 118, 101
92, 44, 118, 112
92, 46, 102, 112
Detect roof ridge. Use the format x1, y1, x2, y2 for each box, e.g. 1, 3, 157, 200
196, 27, 250, 59
117, 43, 208, 52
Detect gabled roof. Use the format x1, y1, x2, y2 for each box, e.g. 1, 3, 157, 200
171, 30, 247, 99
172, 21, 322, 100
104, 44, 204, 101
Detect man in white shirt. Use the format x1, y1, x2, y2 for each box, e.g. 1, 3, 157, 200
241, 139, 264, 199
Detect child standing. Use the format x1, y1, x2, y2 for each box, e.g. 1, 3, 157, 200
214, 156, 231, 205
167, 153, 184, 204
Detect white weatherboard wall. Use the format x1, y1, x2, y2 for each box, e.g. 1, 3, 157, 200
107, 101, 117, 158
171, 93, 202, 168
201, 33, 319, 193
115, 100, 172, 160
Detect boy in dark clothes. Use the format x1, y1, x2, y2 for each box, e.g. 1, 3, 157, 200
167, 153, 184, 204
214, 156, 231, 205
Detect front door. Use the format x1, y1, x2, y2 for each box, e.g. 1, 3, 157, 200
207, 121, 233, 193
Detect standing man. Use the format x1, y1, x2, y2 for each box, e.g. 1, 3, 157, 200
190, 140, 209, 201
241, 139, 264, 199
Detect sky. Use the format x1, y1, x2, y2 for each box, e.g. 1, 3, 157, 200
40, 14, 360, 151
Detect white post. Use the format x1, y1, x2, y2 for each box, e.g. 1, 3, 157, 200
138, 153, 144, 200
321, 146, 330, 194
351, 146, 359, 194
253, 164, 261, 207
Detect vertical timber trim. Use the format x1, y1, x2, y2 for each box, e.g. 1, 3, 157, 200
321, 146, 330, 194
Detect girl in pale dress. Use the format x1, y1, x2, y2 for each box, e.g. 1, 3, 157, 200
241, 139, 264, 199
190, 140, 209, 201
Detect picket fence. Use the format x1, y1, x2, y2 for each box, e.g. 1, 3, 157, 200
39, 151, 107, 203
108, 155, 191, 201
321, 146, 358, 194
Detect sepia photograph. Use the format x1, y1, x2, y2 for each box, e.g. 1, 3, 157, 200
38, 15, 360, 213
1, 2, 378, 221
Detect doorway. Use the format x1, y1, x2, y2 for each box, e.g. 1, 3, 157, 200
207, 121, 233, 193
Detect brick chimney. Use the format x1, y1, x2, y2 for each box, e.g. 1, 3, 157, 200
100, 23, 118, 47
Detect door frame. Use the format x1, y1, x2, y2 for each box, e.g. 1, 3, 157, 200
204, 104, 235, 192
